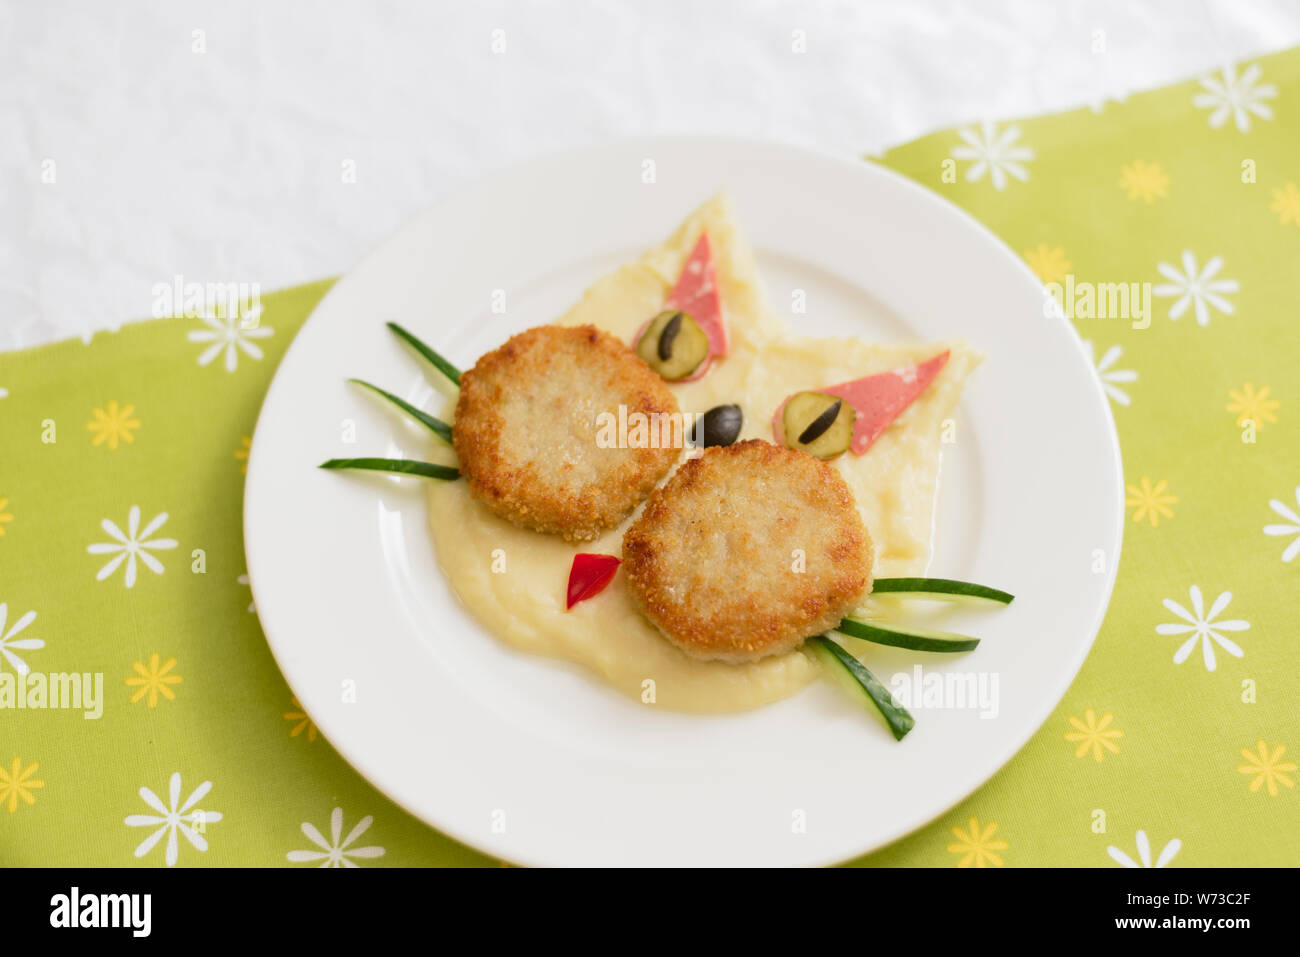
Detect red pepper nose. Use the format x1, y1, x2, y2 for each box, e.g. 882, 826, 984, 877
566, 553, 622, 609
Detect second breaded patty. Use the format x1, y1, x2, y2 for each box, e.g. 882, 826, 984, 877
622, 440, 873, 662
453, 324, 681, 540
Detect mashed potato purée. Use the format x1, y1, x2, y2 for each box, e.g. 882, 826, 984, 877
427, 196, 980, 712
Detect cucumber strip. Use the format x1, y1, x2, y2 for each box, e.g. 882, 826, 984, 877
836, 617, 980, 654
386, 322, 462, 386
872, 577, 1014, 606
810, 636, 914, 741
319, 457, 460, 481
349, 379, 453, 444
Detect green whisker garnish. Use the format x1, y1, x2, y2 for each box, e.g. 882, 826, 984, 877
836, 617, 980, 653
350, 379, 453, 444
811, 636, 915, 740
386, 322, 462, 386
319, 458, 460, 480
871, 577, 1014, 605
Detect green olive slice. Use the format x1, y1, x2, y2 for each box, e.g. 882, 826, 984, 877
782, 391, 855, 459
798, 398, 843, 444
636, 310, 710, 381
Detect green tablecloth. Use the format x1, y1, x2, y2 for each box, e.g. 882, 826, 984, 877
3, 48, 1298, 867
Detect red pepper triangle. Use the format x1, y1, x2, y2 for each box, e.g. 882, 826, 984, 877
566, 553, 621, 609
666, 232, 728, 357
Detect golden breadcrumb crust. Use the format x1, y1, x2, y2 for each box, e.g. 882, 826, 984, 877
453, 324, 681, 540
622, 440, 873, 662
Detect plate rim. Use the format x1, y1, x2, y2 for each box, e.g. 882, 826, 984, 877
245, 134, 1125, 867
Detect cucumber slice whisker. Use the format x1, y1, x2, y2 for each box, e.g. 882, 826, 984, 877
810, 636, 914, 741
386, 322, 463, 386
349, 379, 453, 444
319, 457, 460, 481
872, 577, 1014, 606
836, 617, 980, 654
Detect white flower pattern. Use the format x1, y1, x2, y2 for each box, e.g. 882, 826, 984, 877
1264, 487, 1300, 563
1156, 586, 1248, 672
87, 506, 179, 588
950, 122, 1034, 190
187, 305, 273, 372
0, 603, 42, 676
236, 573, 256, 612
124, 772, 223, 867
287, 807, 386, 868
1108, 830, 1182, 868
1152, 251, 1239, 327
1082, 340, 1137, 407
1192, 62, 1277, 132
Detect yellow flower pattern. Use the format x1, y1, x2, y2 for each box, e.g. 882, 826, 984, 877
947, 817, 1008, 867
284, 697, 319, 742
1023, 243, 1071, 285
1270, 182, 1300, 226
1065, 709, 1124, 761
1226, 382, 1280, 429
1125, 476, 1177, 527
1119, 159, 1169, 203
0, 757, 44, 813
0, 496, 12, 536
87, 400, 141, 450
1237, 741, 1296, 796
125, 653, 184, 707
235, 435, 252, 474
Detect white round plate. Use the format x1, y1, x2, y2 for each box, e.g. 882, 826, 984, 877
245, 137, 1123, 867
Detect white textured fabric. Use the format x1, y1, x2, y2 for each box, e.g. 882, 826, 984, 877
2, 0, 1299, 349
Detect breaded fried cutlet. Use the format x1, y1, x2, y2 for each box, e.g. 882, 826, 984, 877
453, 324, 681, 541
622, 440, 873, 662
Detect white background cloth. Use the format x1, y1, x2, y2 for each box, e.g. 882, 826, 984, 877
3, 0, 1299, 350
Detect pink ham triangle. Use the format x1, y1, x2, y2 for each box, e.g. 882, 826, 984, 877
772, 351, 950, 455
666, 233, 729, 357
